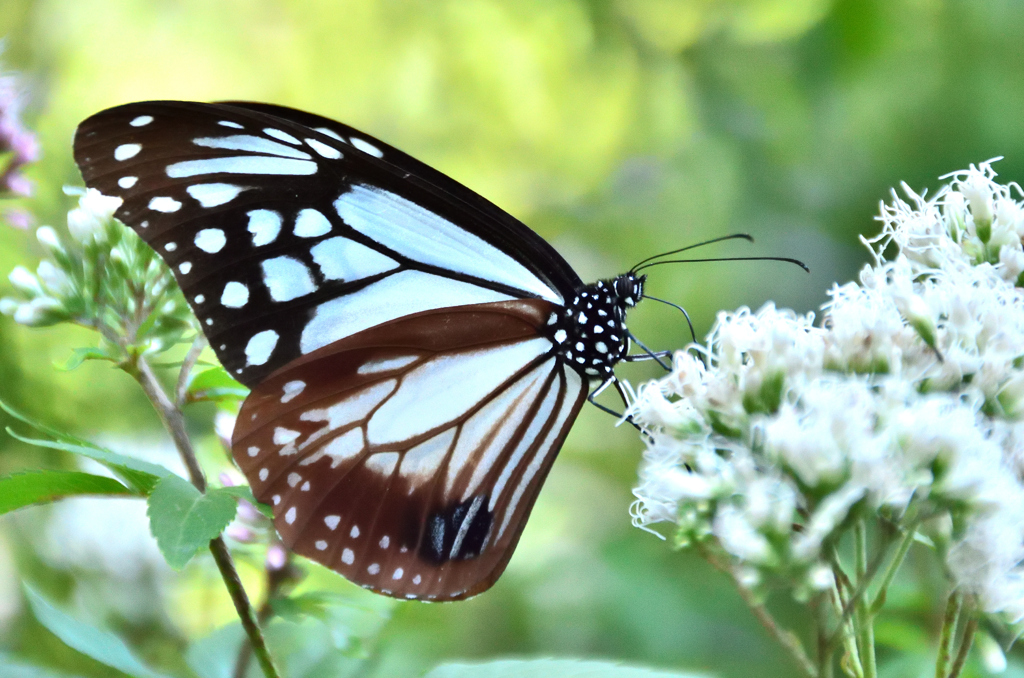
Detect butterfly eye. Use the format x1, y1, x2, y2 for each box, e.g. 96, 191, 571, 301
73, 100, 643, 600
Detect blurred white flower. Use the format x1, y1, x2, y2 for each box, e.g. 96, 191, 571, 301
66, 188, 121, 243
630, 160, 1024, 621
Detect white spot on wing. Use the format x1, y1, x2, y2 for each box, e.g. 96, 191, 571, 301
367, 338, 549, 445
187, 183, 245, 208
274, 427, 300, 445
245, 330, 279, 366
293, 209, 332, 238
164, 242, 177, 252
129, 115, 153, 127
300, 270, 513, 354
287, 472, 301, 487
195, 228, 227, 253
264, 128, 300, 144
118, 176, 137, 189
334, 184, 560, 303
310, 237, 398, 281
149, 197, 181, 213
281, 380, 306, 403
247, 446, 260, 457
350, 525, 360, 538
392, 567, 404, 580
357, 355, 418, 375
301, 428, 363, 468
324, 515, 341, 530
285, 506, 296, 524
261, 256, 316, 302
167, 156, 316, 178
218, 120, 244, 129
368, 563, 381, 574
379, 536, 390, 549
259, 468, 269, 481
350, 137, 384, 158
192, 135, 312, 158
221, 281, 249, 308
341, 548, 354, 564
400, 430, 456, 484
306, 138, 341, 159
179, 262, 192, 274
114, 144, 141, 160
365, 452, 399, 476
315, 540, 328, 550
413, 574, 422, 585
247, 210, 281, 246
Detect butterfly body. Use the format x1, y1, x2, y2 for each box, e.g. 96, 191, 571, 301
74, 101, 645, 600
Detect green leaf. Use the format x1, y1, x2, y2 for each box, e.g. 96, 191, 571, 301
0, 651, 87, 677
424, 660, 711, 678
187, 367, 249, 404
54, 346, 118, 372
0, 399, 172, 495
23, 585, 172, 678
147, 475, 238, 569
0, 470, 135, 515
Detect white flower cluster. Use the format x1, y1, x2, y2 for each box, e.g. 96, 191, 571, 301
1, 188, 193, 356
1, 188, 122, 326
630, 162, 1024, 620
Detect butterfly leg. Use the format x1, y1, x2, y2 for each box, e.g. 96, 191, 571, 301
623, 331, 672, 371
587, 376, 641, 430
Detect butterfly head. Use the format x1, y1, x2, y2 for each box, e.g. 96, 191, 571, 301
613, 272, 646, 308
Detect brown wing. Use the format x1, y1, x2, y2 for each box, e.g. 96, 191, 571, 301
232, 299, 587, 600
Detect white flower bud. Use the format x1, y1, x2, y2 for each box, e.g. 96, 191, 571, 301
962, 172, 994, 239
12, 296, 66, 326
8, 265, 42, 296
35, 225, 63, 252
806, 564, 834, 591
36, 260, 72, 296
0, 297, 20, 315
66, 189, 122, 243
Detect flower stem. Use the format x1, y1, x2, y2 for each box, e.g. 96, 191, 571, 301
870, 523, 917, 613
701, 546, 818, 678
947, 610, 977, 678
935, 591, 962, 678
132, 352, 280, 678
853, 521, 877, 678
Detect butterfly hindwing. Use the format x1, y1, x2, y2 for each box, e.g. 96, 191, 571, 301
233, 300, 587, 599
73, 101, 572, 385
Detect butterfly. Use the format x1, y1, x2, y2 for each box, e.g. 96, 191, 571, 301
73, 101, 660, 601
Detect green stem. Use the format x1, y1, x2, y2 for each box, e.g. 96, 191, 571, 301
935, 591, 962, 678
701, 546, 818, 678
133, 353, 280, 678
828, 568, 863, 678
210, 537, 279, 678
853, 521, 877, 678
870, 523, 917, 613
947, 610, 977, 678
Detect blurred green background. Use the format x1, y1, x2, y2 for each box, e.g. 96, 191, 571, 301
1, 0, 1024, 676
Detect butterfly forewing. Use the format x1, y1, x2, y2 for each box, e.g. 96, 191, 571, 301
233, 300, 587, 599
73, 101, 570, 385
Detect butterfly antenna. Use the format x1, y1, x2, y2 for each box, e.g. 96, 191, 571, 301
642, 294, 696, 344
633, 255, 810, 274
629, 233, 754, 273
